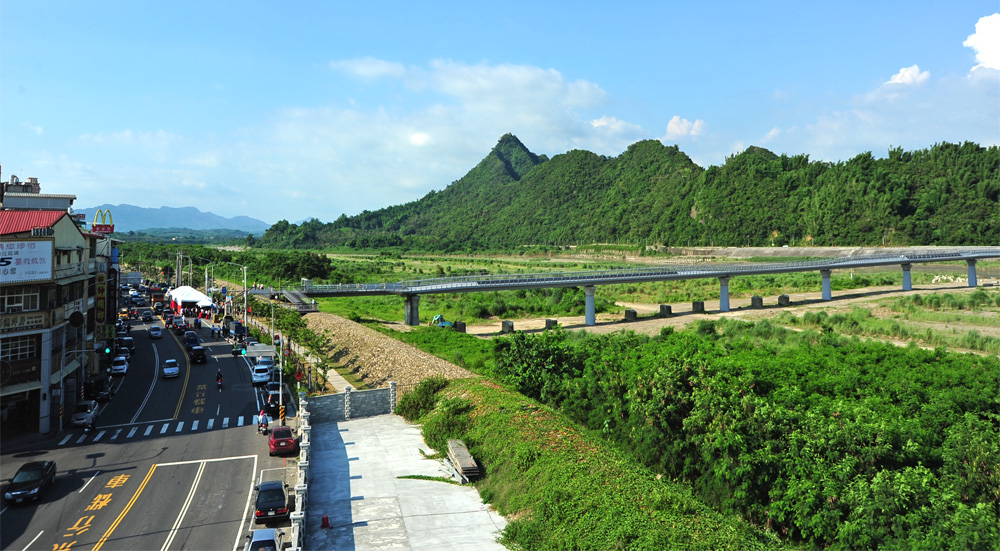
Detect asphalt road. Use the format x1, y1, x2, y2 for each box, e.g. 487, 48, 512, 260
1, 305, 296, 551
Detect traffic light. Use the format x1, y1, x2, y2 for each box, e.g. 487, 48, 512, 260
241, 348, 247, 356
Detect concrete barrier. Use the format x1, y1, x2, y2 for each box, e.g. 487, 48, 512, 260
624, 309, 637, 322
659, 305, 672, 316
545, 319, 558, 330
692, 301, 705, 313
778, 294, 791, 306
454, 321, 466, 333
501, 320, 514, 334
751, 296, 763, 308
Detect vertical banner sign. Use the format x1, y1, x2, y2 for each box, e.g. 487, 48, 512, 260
95, 272, 108, 324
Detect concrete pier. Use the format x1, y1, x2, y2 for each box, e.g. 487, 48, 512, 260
585, 286, 596, 326
902, 263, 912, 291
967, 259, 978, 287
403, 294, 420, 326
821, 269, 832, 301
718, 277, 730, 312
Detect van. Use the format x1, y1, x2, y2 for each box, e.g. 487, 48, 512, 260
183, 331, 199, 351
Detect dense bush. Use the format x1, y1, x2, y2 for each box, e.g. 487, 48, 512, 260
487, 319, 1000, 548
396, 376, 449, 421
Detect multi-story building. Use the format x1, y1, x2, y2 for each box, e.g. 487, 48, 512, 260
1, 174, 117, 435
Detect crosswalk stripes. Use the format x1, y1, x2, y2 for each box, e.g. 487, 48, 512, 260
59, 415, 258, 446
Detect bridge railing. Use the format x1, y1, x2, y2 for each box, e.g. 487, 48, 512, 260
294, 249, 998, 295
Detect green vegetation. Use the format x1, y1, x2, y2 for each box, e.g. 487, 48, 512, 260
480, 320, 999, 549
405, 378, 786, 550
370, 326, 493, 372
256, 136, 999, 252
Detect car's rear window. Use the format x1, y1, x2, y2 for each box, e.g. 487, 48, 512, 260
258, 489, 284, 502
273, 427, 292, 438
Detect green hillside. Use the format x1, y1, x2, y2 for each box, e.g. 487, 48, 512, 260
258, 135, 999, 251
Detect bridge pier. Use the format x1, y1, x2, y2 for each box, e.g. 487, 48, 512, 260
403, 294, 420, 326
585, 286, 596, 326
967, 259, 978, 287
821, 269, 832, 301
718, 277, 730, 312
901, 263, 912, 291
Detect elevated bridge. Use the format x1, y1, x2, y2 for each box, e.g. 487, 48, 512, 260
263, 248, 1000, 326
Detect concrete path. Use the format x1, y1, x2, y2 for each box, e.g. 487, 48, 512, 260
307, 415, 507, 551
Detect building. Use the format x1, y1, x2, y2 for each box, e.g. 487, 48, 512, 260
1, 174, 118, 435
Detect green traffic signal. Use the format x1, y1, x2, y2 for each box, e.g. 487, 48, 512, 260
104, 346, 112, 354
241, 348, 247, 355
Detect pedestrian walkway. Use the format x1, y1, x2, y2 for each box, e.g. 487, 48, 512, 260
55, 414, 277, 447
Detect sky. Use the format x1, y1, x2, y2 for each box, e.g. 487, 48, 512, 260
2, 2, 998, 226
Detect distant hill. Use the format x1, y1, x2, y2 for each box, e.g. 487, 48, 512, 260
74, 204, 271, 234
256, 135, 999, 250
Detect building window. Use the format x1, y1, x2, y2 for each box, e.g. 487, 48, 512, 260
1, 335, 38, 361
0, 285, 40, 312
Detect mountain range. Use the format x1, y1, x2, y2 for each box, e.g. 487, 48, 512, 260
74, 204, 270, 234
254, 134, 999, 251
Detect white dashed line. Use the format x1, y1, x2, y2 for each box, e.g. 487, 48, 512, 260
191, 420, 199, 430
175, 421, 184, 432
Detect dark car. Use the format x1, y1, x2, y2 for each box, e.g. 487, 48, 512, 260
4, 461, 56, 505
142, 311, 153, 322
268, 426, 297, 456
85, 377, 114, 402
183, 331, 200, 350
265, 391, 282, 416
253, 481, 289, 523
189, 346, 207, 363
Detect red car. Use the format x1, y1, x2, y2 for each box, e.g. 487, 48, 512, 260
268, 426, 298, 456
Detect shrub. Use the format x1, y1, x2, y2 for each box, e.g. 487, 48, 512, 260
421, 397, 474, 450
396, 376, 449, 421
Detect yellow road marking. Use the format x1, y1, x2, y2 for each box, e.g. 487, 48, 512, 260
168, 327, 192, 420
92, 464, 157, 551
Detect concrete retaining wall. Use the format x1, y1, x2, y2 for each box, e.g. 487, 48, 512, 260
307, 384, 396, 424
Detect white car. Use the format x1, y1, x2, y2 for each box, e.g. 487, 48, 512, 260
162, 359, 180, 378
111, 356, 129, 375
149, 325, 163, 339
70, 400, 99, 427
251, 366, 271, 385
244, 528, 284, 551
255, 357, 275, 369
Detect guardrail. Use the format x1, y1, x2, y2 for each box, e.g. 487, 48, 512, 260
294, 248, 1000, 296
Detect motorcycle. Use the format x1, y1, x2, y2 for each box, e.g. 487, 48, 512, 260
217, 378, 223, 390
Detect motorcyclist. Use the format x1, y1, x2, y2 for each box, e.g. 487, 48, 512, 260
216, 369, 223, 386
258, 409, 269, 433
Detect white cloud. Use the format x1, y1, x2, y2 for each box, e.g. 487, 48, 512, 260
761, 127, 781, 143
409, 132, 432, 146
964, 13, 1000, 71
662, 115, 705, 140
21, 122, 43, 135
885, 64, 930, 86
330, 56, 406, 79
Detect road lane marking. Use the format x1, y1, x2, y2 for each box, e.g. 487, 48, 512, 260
207, 418, 214, 430
222, 417, 229, 428
191, 420, 199, 430
93, 430, 106, 441
128, 427, 138, 438
175, 421, 184, 432
160, 423, 169, 434
172, 331, 193, 420
237, 455, 262, 551
144, 426, 153, 436
237, 416, 244, 427
21, 530, 43, 551
160, 461, 206, 551
93, 465, 157, 551
129, 361, 158, 425
78, 471, 101, 493
157, 454, 257, 467
59, 434, 72, 446
111, 428, 122, 440
94, 418, 172, 430
76, 434, 87, 444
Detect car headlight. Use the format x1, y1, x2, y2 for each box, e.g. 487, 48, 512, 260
4, 492, 12, 499
28, 487, 39, 494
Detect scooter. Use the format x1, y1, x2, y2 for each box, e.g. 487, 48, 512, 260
217, 378, 223, 390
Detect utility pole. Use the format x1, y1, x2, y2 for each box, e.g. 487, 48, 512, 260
242, 266, 248, 327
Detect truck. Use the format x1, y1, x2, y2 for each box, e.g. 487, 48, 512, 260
150, 286, 165, 312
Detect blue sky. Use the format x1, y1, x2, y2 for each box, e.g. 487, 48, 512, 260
2, 2, 998, 226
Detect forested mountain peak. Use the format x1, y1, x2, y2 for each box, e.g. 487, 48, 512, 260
256, 137, 998, 250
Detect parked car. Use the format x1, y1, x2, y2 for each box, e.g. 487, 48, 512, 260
255, 357, 275, 370
111, 356, 129, 375
268, 426, 297, 456
251, 366, 271, 385
3, 461, 57, 505
265, 391, 282, 417
244, 528, 285, 551
70, 400, 99, 426
149, 325, 163, 339
253, 481, 290, 523
189, 346, 207, 363
85, 378, 114, 402
162, 359, 180, 378
142, 311, 153, 322
120, 337, 136, 354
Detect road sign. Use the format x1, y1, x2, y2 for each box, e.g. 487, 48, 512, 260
283, 348, 291, 357
294, 370, 303, 381
279, 406, 286, 421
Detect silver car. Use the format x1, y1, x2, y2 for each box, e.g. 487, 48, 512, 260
162, 359, 180, 378
251, 366, 271, 385
70, 400, 99, 426
111, 356, 129, 375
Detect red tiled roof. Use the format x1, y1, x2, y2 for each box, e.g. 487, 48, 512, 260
0, 210, 68, 236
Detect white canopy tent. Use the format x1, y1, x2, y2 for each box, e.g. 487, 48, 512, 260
166, 285, 214, 307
